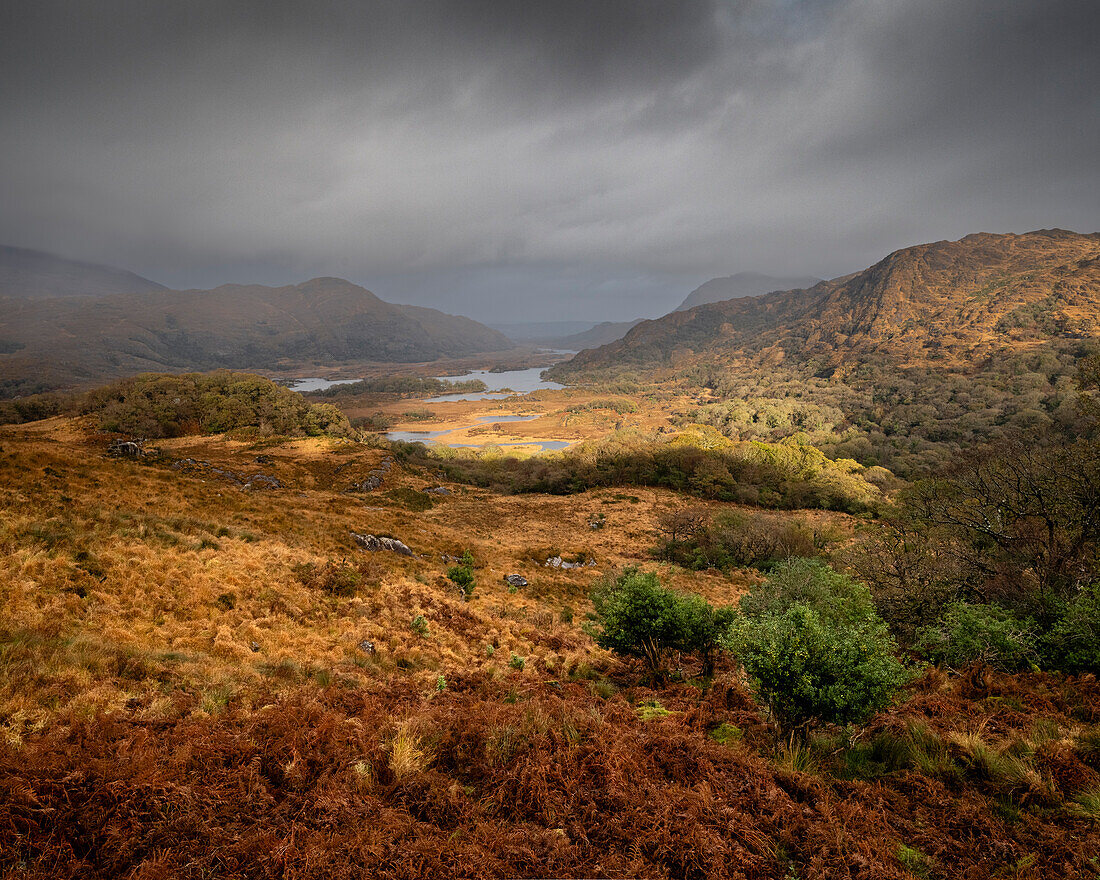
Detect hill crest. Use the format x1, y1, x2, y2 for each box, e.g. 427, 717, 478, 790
561, 229, 1100, 376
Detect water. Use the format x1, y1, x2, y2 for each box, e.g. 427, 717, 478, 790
286, 376, 356, 392
384, 429, 454, 443
286, 366, 566, 397
474, 414, 537, 424
424, 368, 564, 402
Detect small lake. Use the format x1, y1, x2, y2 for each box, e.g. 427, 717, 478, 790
424, 368, 564, 401
286, 366, 565, 397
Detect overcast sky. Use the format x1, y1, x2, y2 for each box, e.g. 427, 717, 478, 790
1, 0, 1097, 322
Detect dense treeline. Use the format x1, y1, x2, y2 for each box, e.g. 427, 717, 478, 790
82, 372, 354, 439
397, 429, 883, 513
566, 340, 1099, 476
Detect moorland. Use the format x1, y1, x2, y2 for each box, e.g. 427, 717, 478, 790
2, 230, 1100, 878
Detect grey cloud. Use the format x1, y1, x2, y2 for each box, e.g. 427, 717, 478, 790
0, 0, 1096, 321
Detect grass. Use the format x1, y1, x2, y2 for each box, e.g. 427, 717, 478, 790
388, 727, 435, 778
1072, 785, 1100, 820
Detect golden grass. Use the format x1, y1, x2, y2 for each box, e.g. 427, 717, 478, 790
0, 417, 807, 737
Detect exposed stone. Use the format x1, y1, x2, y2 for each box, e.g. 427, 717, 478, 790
504, 574, 528, 588
425, 486, 452, 495
107, 439, 145, 458
357, 639, 376, 654
352, 532, 414, 556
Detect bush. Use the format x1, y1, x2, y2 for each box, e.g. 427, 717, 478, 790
588, 567, 733, 676
656, 508, 821, 571
589, 568, 687, 673
724, 559, 910, 734
916, 603, 1038, 672
292, 560, 369, 597
446, 562, 475, 601
83, 371, 354, 439
1039, 584, 1100, 674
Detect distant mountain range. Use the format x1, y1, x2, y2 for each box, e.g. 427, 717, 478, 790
558, 230, 1100, 377
541, 273, 822, 351
0, 248, 512, 395
0, 245, 167, 299
674, 272, 821, 311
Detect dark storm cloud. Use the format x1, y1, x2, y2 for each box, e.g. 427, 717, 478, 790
0, 0, 1096, 321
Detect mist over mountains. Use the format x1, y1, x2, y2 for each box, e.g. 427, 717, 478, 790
0, 248, 511, 395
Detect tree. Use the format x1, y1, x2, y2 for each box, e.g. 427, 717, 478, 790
588, 567, 733, 676
589, 568, 688, 673
724, 559, 910, 736
903, 435, 1100, 623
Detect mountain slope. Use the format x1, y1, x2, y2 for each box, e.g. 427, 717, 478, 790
0, 276, 512, 395
554, 319, 645, 350
0, 244, 166, 299
561, 230, 1100, 376
675, 272, 821, 311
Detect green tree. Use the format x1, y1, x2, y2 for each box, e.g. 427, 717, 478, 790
915, 603, 1038, 672
724, 559, 910, 735
589, 567, 733, 677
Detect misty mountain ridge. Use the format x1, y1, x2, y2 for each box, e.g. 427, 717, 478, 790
0, 250, 512, 395
542, 273, 824, 350
674, 272, 822, 311
0, 244, 166, 299
559, 229, 1100, 376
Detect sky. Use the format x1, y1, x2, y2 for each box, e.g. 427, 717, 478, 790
1, 0, 1097, 323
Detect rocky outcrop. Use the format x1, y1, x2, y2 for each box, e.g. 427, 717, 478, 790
352, 532, 414, 556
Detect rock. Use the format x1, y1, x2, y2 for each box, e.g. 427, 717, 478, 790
255, 454, 273, 464
357, 639, 376, 654
545, 555, 596, 569
249, 641, 261, 653
107, 439, 145, 458
588, 519, 604, 529
243, 474, 282, 490
425, 486, 451, 495
504, 574, 528, 588
352, 532, 414, 556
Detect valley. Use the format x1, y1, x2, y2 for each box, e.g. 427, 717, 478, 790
2, 230, 1099, 878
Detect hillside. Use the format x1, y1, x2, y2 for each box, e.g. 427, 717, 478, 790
0, 244, 166, 299
675, 271, 821, 311
562, 230, 1100, 375
1, 399, 1099, 877
0, 276, 512, 395
554, 318, 645, 350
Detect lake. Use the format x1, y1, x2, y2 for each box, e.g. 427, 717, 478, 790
286, 366, 565, 397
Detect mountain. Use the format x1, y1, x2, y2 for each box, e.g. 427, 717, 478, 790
674, 272, 821, 311
554, 319, 645, 350
559, 230, 1100, 377
488, 321, 598, 343
0, 244, 166, 299
0, 275, 512, 395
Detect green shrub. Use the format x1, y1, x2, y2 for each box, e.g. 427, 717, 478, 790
410, 615, 429, 637
589, 568, 686, 672
1039, 584, 1100, 674
589, 567, 732, 675
447, 564, 475, 600
724, 559, 910, 733
916, 603, 1038, 671
83, 371, 353, 439
509, 653, 525, 670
